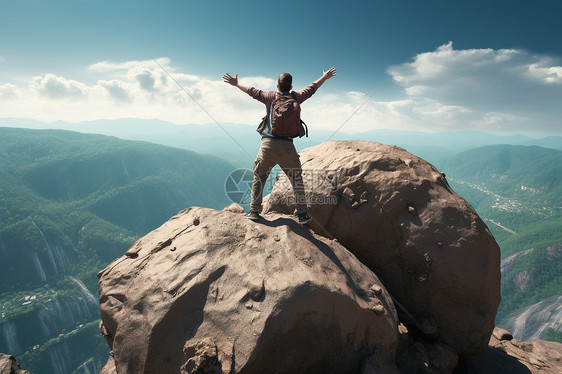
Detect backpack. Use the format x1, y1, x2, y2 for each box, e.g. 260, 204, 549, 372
270, 93, 308, 138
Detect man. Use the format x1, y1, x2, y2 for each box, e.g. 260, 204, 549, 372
223, 68, 337, 224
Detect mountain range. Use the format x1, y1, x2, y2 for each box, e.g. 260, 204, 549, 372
0, 122, 560, 373
0, 127, 235, 373
1, 118, 560, 167
436, 145, 561, 337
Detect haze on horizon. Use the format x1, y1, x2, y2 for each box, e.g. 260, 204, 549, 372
0, 0, 561, 137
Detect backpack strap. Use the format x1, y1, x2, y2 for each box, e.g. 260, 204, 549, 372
298, 120, 308, 138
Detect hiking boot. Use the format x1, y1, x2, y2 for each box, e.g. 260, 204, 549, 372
245, 211, 260, 221
298, 212, 311, 225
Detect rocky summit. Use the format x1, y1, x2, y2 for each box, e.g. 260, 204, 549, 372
98, 207, 399, 374
96, 140, 561, 374
264, 140, 501, 356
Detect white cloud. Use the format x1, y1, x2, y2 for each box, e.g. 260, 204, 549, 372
387, 42, 562, 133
0, 58, 264, 124
527, 59, 562, 84
0, 83, 19, 99
239, 76, 276, 90
31, 74, 88, 100
136, 70, 156, 91
88, 58, 171, 73
0, 49, 560, 135
97, 80, 132, 102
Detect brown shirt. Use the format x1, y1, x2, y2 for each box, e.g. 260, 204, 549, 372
242, 82, 318, 140
242, 82, 319, 116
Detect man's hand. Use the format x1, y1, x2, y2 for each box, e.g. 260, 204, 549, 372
223, 73, 251, 92
223, 73, 238, 86
322, 67, 337, 80
313, 67, 337, 88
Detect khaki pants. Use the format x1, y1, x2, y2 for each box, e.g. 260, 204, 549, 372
250, 138, 307, 215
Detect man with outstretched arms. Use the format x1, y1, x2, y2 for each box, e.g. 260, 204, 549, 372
223, 68, 337, 224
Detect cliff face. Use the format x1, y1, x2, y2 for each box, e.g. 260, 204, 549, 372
501, 294, 562, 341
96, 141, 561, 374
0, 354, 32, 374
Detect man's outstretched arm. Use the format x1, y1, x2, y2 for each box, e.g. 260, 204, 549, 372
223, 73, 270, 104
223, 73, 251, 92
294, 67, 337, 103
312, 67, 337, 89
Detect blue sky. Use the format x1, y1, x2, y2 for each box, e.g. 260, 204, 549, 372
1, 0, 561, 135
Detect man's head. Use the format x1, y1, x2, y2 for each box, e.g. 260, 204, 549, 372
277, 73, 292, 92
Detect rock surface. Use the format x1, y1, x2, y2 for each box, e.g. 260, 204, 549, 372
456, 327, 562, 374
263, 140, 501, 356
0, 354, 32, 374
395, 323, 460, 374
98, 206, 399, 374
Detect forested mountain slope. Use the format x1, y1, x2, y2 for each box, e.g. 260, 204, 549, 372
438, 145, 562, 338
0, 127, 234, 373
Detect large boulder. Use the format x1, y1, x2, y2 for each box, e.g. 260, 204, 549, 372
263, 140, 501, 356
98, 206, 399, 374
0, 354, 32, 374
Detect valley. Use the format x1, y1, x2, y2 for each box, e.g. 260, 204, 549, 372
0, 127, 235, 373
448, 177, 559, 220
0, 126, 560, 373
439, 145, 561, 340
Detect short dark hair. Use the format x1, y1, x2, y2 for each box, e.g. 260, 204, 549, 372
278, 73, 292, 92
